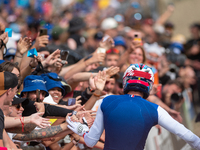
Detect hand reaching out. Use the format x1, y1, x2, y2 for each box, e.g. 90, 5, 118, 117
94, 71, 107, 91
0, 32, 8, 45
29, 54, 43, 68
105, 66, 120, 79
33, 32, 49, 50
17, 37, 32, 55
42, 49, 63, 67
34, 102, 45, 113
99, 35, 115, 50
30, 112, 50, 128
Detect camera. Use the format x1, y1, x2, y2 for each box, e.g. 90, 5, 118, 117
170, 93, 183, 103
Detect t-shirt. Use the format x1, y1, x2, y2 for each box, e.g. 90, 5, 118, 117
0, 109, 4, 139
84, 94, 200, 150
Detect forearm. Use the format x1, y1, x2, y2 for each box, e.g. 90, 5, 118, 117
64, 59, 87, 80
13, 122, 68, 141
4, 116, 31, 129
20, 52, 32, 71
0, 47, 4, 60
84, 94, 100, 110
3, 130, 18, 148
155, 7, 174, 25
42, 129, 73, 147
13, 52, 23, 67
148, 95, 169, 111
67, 72, 97, 90
6, 123, 36, 133
44, 104, 73, 117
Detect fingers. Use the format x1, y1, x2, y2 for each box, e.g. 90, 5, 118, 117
37, 112, 45, 116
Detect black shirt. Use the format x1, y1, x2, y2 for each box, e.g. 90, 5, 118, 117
22, 100, 73, 117
0, 109, 4, 139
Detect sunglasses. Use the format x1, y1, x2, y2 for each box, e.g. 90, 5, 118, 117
106, 48, 120, 54
14, 104, 22, 111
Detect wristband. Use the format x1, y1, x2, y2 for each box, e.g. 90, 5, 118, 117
71, 111, 77, 116
93, 93, 101, 97
88, 87, 95, 93
73, 139, 80, 146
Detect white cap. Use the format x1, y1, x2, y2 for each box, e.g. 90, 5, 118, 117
101, 17, 118, 31
144, 42, 165, 56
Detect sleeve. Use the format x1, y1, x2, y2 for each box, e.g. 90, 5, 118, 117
84, 103, 104, 147
43, 104, 73, 117
157, 106, 200, 150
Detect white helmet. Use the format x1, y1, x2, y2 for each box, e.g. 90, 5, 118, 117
123, 64, 154, 99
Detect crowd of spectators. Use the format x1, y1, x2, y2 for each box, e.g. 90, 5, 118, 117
0, 0, 200, 149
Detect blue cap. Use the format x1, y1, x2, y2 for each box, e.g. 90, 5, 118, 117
21, 75, 49, 97
41, 73, 66, 96
114, 36, 126, 48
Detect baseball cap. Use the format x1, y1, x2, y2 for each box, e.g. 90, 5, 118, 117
114, 36, 126, 48
101, 18, 118, 31
41, 72, 71, 96
12, 95, 29, 105
21, 75, 49, 97
0, 71, 18, 96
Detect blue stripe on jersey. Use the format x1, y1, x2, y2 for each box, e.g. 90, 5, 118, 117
101, 94, 158, 150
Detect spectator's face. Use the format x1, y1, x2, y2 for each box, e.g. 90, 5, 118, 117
104, 78, 115, 94
114, 82, 124, 95
105, 54, 119, 67
12, 67, 20, 77
4, 86, 18, 105
26, 91, 46, 102
48, 87, 63, 104
162, 84, 182, 106
129, 47, 144, 64
10, 103, 24, 117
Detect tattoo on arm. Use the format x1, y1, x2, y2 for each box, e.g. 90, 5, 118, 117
6, 123, 36, 133
13, 125, 63, 141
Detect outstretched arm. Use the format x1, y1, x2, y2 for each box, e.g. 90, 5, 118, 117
157, 106, 200, 149
13, 122, 68, 141
5, 112, 50, 133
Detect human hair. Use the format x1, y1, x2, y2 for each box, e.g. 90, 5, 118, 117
0, 61, 20, 73
166, 79, 184, 92
130, 46, 146, 64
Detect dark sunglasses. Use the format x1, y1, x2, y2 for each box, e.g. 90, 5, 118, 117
14, 104, 22, 111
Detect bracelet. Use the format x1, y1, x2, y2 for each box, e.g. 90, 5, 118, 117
72, 138, 80, 146
88, 87, 95, 93
20, 117, 24, 132
93, 93, 101, 97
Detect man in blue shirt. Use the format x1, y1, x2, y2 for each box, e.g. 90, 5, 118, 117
67, 63, 200, 150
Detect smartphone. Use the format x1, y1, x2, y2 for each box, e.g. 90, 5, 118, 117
68, 98, 76, 106
60, 50, 69, 60
73, 90, 82, 98
39, 28, 48, 36
36, 89, 40, 102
